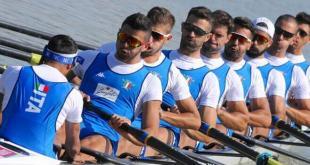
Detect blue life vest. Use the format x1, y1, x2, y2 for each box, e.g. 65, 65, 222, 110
257, 63, 273, 90
79, 52, 149, 142
0, 66, 73, 158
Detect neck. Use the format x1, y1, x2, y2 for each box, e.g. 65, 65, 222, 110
287, 48, 303, 55
143, 51, 161, 63
46, 62, 68, 76
178, 47, 201, 59
202, 51, 221, 59
115, 53, 141, 64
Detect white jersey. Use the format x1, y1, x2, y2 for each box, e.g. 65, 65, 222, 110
168, 50, 220, 108
0, 64, 83, 129
246, 56, 286, 98
73, 50, 162, 116
265, 53, 310, 99
144, 53, 192, 101
225, 59, 266, 99
202, 56, 244, 105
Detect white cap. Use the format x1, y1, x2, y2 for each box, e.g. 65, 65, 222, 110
252, 17, 275, 38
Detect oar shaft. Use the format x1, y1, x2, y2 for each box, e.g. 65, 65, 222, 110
0, 20, 96, 50
0, 37, 42, 55
0, 46, 31, 62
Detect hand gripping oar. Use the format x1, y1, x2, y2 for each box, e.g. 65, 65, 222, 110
232, 132, 310, 164
84, 101, 200, 165
199, 122, 281, 165
54, 144, 133, 165
272, 115, 310, 145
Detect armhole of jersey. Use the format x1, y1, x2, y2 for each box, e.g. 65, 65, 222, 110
164, 62, 173, 92
2, 67, 23, 111
54, 86, 74, 132
134, 72, 152, 120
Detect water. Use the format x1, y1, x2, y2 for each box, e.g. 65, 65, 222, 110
0, 0, 309, 65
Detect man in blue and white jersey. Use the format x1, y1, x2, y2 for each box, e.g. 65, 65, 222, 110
98, 7, 200, 156
161, 6, 223, 148
72, 13, 162, 162
0, 35, 83, 159
201, 10, 248, 139
287, 12, 310, 82
223, 17, 271, 135
265, 14, 310, 127
245, 17, 286, 137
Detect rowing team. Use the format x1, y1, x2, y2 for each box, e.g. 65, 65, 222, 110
0, 6, 309, 164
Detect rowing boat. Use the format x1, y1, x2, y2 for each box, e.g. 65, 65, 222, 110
0, 139, 61, 165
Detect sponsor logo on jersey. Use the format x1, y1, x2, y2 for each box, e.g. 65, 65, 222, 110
94, 83, 120, 102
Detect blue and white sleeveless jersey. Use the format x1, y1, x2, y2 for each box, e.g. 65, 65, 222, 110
73, 50, 162, 143
287, 53, 310, 84
226, 60, 266, 100
0, 65, 83, 158
266, 53, 310, 100
246, 57, 286, 98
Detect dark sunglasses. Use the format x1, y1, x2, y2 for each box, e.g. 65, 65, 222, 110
252, 34, 269, 45
230, 32, 252, 45
274, 26, 295, 39
298, 29, 309, 38
117, 32, 144, 49
182, 22, 209, 36
152, 31, 171, 41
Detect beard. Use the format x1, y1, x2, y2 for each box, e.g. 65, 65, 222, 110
223, 46, 243, 61
180, 37, 201, 53
246, 46, 268, 58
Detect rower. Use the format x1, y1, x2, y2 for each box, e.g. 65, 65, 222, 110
265, 14, 310, 127
200, 10, 248, 141
161, 6, 222, 149
0, 35, 83, 159
287, 12, 310, 82
72, 13, 162, 162
245, 17, 286, 137
223, 17, 271, 135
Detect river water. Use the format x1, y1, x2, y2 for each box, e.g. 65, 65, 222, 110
0, 0, 309, 65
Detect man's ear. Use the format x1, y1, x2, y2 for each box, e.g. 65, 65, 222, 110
204, 33, 212, 42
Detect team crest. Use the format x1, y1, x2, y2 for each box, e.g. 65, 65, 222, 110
122, 79, 134, 90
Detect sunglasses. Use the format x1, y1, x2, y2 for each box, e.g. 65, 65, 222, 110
298, 29, 309, 38
152, 31, 171, 41
230, 32, 252, 44
182, 22, 209, 36
117, 32, 144, 49
252, 34, 269, 45
274, 26, 295, 39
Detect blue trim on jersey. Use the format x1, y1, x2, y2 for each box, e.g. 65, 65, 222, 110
0, 66, 72, 158
272, 61, 294, 95
296, 61, 310, 75
235, 62, 252, 99
79, 52, 150, 152
257, 63, 273, 90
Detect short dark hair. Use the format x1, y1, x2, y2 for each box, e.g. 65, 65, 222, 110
212, 10, 234, 34
121, 12, 152, 33
147, 7, 175, 30
275, 14, 297, 26
234, 16, 255, 36
186, 6, 213, 31
47, 34, 77, 54
296, 12, 310, 25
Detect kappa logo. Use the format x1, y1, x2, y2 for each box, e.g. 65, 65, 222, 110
122, 79, 134, 90
96, 72, 105, 78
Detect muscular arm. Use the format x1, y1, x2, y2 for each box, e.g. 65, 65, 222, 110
65, 122, 81, 159
269, 95, 286, 120
183, 106, 216, 143
248, 97, 271, 127
161, 97, 201, 130
217, 101, 249, 131
114, 100, 161, 146
287, 99, 310, 126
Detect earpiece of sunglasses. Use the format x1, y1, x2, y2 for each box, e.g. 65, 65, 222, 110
151, 31, 171, 41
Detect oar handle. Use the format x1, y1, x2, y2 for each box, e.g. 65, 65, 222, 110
84, 101, 200, 165
272, 115, 310, 145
